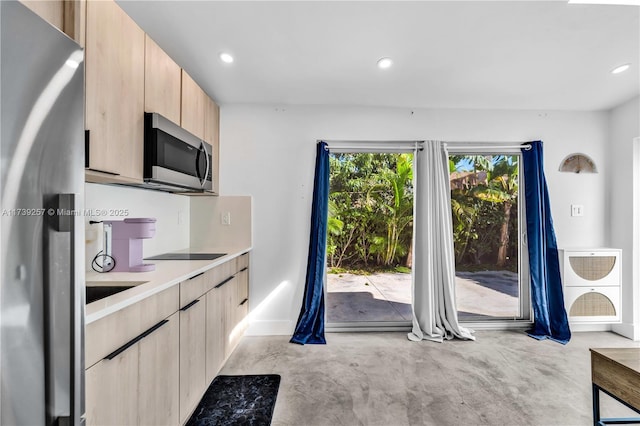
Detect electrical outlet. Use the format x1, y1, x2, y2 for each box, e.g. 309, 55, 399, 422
221, 211, 231, 226
571, 204, 584, 217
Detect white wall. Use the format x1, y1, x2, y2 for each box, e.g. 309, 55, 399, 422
219, 105, 610, 335
84, 183, 190, 270
190, 196, 252, 249
608, 96, 640, 340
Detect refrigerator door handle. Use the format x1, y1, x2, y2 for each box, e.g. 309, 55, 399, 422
45, 194, 85, 426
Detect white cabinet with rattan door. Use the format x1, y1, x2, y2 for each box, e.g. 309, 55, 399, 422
560, 248, 621, 324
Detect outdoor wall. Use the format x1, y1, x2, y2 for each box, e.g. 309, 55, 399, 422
218, 105, 609, 336
608, 95, 640, 341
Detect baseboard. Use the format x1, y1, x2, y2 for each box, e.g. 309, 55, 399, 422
243, 320, 637, 338
570, 323, 612, 333
611, 322, 639, 341
245, 320, 293, 336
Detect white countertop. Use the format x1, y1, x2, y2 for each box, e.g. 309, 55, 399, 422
85, 246, 252, 324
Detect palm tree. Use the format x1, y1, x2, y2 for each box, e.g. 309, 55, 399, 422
472, 156, 518, 267
369, 153, 414, 266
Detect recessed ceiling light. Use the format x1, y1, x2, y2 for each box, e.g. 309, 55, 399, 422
611, 63, 631, 74
377, 57, 393, 69
220, 53, 234, 64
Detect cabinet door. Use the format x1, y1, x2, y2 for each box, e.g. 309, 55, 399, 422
228, 268, 249, 355
181, 70, 205, 140
85, 342, 139, 426
145, 35, 182, 125
224, 276, 240, 359
138, 312, 180, 426
179, 298, 207, 423
85, 0, 144, 181
20, 0, 64, 30
204, 96, 220, 194
63, 0, 85, 47
205, 286, 226, 383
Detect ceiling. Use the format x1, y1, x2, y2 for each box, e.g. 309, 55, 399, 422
118, 1, 639, 111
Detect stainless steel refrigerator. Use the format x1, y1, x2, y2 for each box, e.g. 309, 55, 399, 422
1, 2, 85, 424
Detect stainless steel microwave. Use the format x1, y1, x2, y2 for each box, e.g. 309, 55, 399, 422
143, 112, 213, 193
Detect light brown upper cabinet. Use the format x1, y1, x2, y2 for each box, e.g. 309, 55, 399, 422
204, 96, 221, 194
145, 35, 182, 126
20, 0, 64, 32
85, 0, 145, 183
180, 70, 206, 140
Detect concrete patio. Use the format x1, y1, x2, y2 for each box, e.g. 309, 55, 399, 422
327, 270, 519, 323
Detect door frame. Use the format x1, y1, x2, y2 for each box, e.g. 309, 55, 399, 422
446, 145, 532, 328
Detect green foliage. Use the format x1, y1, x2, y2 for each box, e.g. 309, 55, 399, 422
327, 153, 413, 270
450, 155, 519, 270
327, 152, 518, 274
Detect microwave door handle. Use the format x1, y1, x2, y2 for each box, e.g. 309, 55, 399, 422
195, 150, 202, 184
201, 142, 210, 188
195, 146, 204, 186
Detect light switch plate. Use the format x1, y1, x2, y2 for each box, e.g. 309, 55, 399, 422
571, 204, 584, 217
221, 211, 231, 225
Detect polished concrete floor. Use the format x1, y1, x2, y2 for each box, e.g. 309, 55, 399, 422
221, 331, 640, 426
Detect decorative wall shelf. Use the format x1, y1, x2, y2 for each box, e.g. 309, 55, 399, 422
559, 153, 598, 173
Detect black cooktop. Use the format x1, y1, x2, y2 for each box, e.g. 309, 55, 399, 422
145, 253, 227, 261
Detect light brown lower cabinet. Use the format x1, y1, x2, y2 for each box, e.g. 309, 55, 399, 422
205, 283, 226, 383
225, 276, 244, 359
85, 254, 250, 425
139, 312, 180, 425
236, 266, 250, 335
205, 254, 250, 382
179, 296, 207, 424
85, 312, 179, 426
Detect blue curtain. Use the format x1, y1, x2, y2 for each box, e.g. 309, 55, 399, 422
522, 141, 571, 344
290, 142, 329, 345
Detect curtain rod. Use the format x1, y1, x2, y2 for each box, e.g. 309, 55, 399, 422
316, 139, 424, 145
445, 142, 532, 151
327, 147, 420, 152
321, 140, 423, 152
319, 140, 531, 152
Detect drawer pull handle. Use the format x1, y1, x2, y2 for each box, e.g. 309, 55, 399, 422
239, 298, 248, 306
239, 267, 248, 273
214, 276, 234, 289
180, 299, 201, 311
189, 272, 204, 280
104, 319, 169, 360
241, 252, 248, 256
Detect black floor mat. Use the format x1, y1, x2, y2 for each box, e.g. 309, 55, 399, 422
186, 374, 281, 426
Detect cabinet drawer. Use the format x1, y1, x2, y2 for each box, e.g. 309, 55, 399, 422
237, 252, 250, 271
180, 272, 207, 307
86, 285, 178, 368
564, 286, 620, 323
210, 261, 235, 289
561, 250, 621, 287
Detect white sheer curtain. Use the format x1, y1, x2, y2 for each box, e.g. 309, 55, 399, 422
408, 141, 475, 342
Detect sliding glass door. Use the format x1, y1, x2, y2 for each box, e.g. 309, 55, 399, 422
448, 150, 530, 323
325, 151, 413, 330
